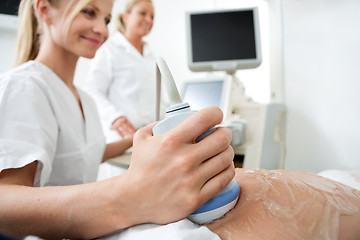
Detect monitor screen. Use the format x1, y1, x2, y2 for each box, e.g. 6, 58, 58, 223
181, 77, 231, 119
0, 0, 20, 15
0, 0, 21, 30
186, 7, 261, 72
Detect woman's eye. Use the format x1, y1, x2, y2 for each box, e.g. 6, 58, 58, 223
82, 9, 95, 17
105, 17, 111, 25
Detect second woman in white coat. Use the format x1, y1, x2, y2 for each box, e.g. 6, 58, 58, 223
84, 0, 160, 143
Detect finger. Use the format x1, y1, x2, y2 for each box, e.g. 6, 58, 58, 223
121, 124, 135, 134
115, 124, 126, 137
169, 106, 223, 143
197, 146, 234, 187
199, 161, 236, 204
121, 118, 135, 128
112, 117, 124, 127
124, 129, 134, 136
125, 123, 137, 134
115, 127, 124, 137
114, 120, 136, 137
118, 119, 131, 129
123, 129, 136, 138
135, 122, 158, 139
113, 116, 132, 129
185, 127, 232, 166
197, 126, 232, 158
117, 116, 127, 124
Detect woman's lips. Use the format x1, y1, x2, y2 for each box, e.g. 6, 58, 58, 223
82, 36, 102, 47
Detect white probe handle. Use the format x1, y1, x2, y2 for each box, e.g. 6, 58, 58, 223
156, 57, 182, 105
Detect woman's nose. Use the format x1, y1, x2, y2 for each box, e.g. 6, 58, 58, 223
93, 19, 108, 38
145, 15, 153, 23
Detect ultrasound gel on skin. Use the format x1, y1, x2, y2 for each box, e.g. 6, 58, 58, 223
153, 57, 240, 224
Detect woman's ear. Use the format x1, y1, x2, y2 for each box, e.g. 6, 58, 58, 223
122, 12, 129, 25
35, 0, 52, 25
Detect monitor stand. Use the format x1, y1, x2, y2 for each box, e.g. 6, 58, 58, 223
224, 71, 286, 170
225, 70, 251, 117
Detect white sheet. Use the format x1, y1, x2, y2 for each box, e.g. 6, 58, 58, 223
318, 169, 360, 191
100, 219, 220, 240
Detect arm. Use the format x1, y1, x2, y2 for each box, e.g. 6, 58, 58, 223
0, 162, 127, 239
102, 136, 133, 161
0, 106, 235, 239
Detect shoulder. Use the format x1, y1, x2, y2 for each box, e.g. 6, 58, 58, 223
111, 31, 127, 45
1, 62, 37, 87
93, 32, 126, 60
91, 32, 128, 64
102, 31, 127, 49
0, 61, 54, 99
1, 61, 47, 83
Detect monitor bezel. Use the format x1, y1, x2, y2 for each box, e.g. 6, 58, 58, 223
186, 7, 262, 73
0, 0, 20, 30
0, 14, 18, 30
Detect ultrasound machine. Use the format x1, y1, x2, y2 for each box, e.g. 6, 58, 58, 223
181, 7, 286, 169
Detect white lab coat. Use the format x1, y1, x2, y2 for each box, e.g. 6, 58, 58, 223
0, 61, 105, 187
84, 32, 167, 143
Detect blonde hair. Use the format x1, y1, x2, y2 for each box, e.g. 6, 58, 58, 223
116, 0, 153, 34
15, 0, 92, 66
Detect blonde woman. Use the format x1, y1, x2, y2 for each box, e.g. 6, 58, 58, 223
0, 0, 235, 238
84, 0, 161, 143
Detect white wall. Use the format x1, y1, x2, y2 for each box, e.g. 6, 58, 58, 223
283, 0, 360, 173
0, 28, 17, 74
2, 0, 359, 174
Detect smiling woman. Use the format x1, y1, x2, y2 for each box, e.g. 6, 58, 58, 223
0, 0, 119, 237
0, 0, 235, 238
81, 0, 166, 144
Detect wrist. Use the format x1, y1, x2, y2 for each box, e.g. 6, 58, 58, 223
104, 173, 144, 229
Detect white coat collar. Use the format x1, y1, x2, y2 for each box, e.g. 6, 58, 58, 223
112, 31, 152, 60
32, 61, 91, 142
